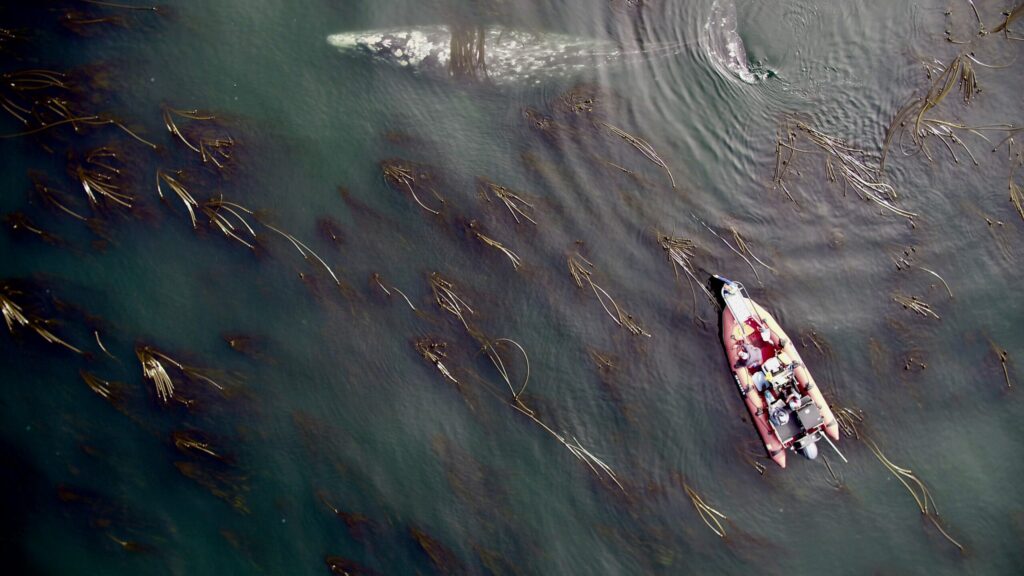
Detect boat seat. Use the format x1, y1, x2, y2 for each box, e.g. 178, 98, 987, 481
795, 397, 822, 430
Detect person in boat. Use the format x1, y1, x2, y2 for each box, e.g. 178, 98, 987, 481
770, 405, 789, 426
734, 342, 763, 370
787, 391, 802, 411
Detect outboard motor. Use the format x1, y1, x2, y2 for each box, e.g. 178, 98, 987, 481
801, 441, 819, 460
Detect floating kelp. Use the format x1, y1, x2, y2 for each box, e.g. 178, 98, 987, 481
522, 107, 565, 139
903, 353, 927, 372
106, 533, 149, 553
735, 442, 769, 476
992, 3, 1023, 38
477, 178, 536, 225
775, 115, 913, 219
0, 75, 156, 147
589, 348, 616, 374
80, 369, 126, 406
156, 169, 340, 282
416, 272, 623, 490
882, 317, 932, 387
552, 83, 608, 118
371, 273, 416, 310
865, 438, 964, 553
135, 345, 226, 403
61, 11, 127, 31
692, 213, 766, 282
199, 137, 234, 169
882, 53, 1021, 178
382, 159, 445, 215
81, 0, 160, 11
0, 283, 84, 354
509, 400, 624, 491
683, 483, 728, 538
832, 406, 864, 440
893, 293, 941, 319
821, 453, 845, 490
429, 272, 474, 330
601, 122, 675, 188
317, 492, 379, 539
409, 526, 465, 574
317, 216, 346, 247
568, 250, 650, 337
325, 555, 381, 576
202, 196, 258, 250
3, 68, 69, 92
729, 227, 774, 273
173, 461, 249, 513
263, 222, 341, 286
798, 327, 833, 358
892, 247, 954, 299
170, 433, 241, 512
0, 69, 69, 126
61, 1, 162, 36
222, 333, 268, 360
991, 341, 1012, 388
6, 212, 62, 245
172, 430, 224, 461
415, 337, 459, 384
916, 268, 953, 299
523, 92, 676, 189
31, 174, 89, 222
465, 220, 522, 270
161, 106, 234, 168
1008, 143, 1023, 220
470, 330, 530, 402
75, 147, 133, 209
657, 233, 714, 319
155, 169, 199, 226
162, 107, 209, 151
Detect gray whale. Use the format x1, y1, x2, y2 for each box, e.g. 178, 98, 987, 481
328, 26, 677, 84
704, 0, 762, 83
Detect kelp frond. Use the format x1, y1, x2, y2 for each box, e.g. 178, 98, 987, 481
135, 345, 225, 403
0, 285, 83, 354
568, 251, 650, 337
478, 178, 536, 225
429, 272, 474, 330
156, 169, 199, 227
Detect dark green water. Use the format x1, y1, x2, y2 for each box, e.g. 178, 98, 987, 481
1, 1, 1022, 574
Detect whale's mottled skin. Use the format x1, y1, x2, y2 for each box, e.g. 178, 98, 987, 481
328, 26, 669, 84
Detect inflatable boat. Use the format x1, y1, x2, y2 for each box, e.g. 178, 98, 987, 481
714, 275, 842, 468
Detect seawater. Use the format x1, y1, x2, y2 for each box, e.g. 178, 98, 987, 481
1, 1, 1022, 574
